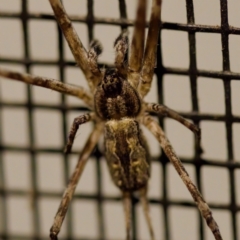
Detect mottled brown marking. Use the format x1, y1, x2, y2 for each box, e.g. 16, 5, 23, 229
104, 119, 150, 192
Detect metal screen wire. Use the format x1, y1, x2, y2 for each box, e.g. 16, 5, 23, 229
0, 0, 240, 240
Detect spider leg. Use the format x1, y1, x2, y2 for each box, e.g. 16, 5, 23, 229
123, 192, 132, 240
138, 0, 161, 98
144, 102, 201, 138
114, 30, 128, 78
50, 122, 103, 240
140, 115, 223, 240
48, 0, 100, 91
87, 40, 103, 84
65, 112, 97, 153
139, 187, 155, 240
128, 0, 147, 89
0, 68, 93, 108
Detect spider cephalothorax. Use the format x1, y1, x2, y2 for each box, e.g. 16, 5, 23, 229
0, 0, 223, 240
95, 68, 141, 120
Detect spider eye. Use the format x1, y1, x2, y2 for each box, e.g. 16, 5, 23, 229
100, 69, 123, 98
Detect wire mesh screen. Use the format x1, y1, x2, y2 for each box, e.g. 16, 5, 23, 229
0, 0, 240, 240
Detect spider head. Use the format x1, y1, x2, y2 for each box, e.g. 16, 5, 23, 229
101, 68, 123, 98
94, 68, 141, 120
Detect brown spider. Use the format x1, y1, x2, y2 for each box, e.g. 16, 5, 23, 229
0, 0, 223, 240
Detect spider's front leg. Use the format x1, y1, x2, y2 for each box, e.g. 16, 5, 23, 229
138, 0, 162, 98
141, 115, 223, 240
127, 0, 147, 89
48, 0, 101, 91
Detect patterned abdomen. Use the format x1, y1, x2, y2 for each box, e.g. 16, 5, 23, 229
104, 118, 150, 192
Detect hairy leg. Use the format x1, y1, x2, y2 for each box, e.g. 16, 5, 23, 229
144, 102, 201, 138
0, 68, 93, 108
65, 112, 96, 153
114, 31, 128, 78
140, 188, 155, 240
141, 115, 223, 240
128, 0, 147, 89
139, 0, 162, 97
48, 0, 100, 91
50, 122, 103, 240
87, 40, 103, 84
123, 192, 132, 240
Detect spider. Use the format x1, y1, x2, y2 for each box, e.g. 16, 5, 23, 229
0, 0, 223, 240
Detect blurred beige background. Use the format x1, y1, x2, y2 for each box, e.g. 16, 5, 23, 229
0, 0, 240, 240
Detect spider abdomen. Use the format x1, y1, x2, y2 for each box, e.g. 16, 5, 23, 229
104, 118, 150, 191
94, 69, 141, 120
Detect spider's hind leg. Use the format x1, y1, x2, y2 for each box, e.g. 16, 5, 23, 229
140, 187, 155, 240
141, 115, 223, 240
50, 123, 103, 240
123, 192, 132, 240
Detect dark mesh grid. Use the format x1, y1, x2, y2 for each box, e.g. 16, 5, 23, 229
0, 0, 240, 240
